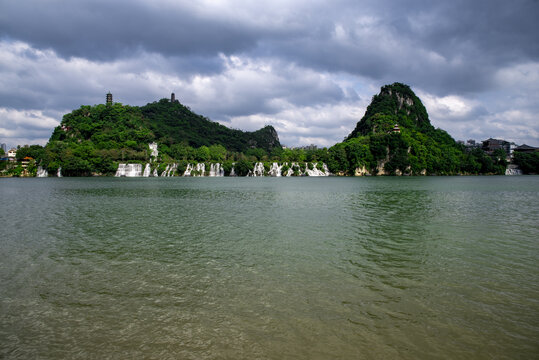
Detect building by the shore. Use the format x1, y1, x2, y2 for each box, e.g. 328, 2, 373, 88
513, 144, 539, 154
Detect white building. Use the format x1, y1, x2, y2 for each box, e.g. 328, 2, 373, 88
7, 148, 17, 159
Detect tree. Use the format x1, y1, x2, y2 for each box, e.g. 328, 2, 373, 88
209, 144, 227, 162
15, 145, 45, 162
513, 152, 539, 174
195, 146, 210, 162
233, 159, 253, 176
327, 144, 349, 174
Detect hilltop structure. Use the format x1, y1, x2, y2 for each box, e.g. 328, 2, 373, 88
330, 82, 510, 175
514, 144, 539, 154
481, 138, 514, 155
106, 92, 113, 105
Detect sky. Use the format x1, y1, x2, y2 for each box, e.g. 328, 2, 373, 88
1, 0, 538, 149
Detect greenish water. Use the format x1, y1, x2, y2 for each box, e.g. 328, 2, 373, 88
1, 176, 538, 359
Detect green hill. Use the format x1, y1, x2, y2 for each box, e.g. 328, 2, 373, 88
31, 84, 506, 177
346, 83, 433, 138
326, 83, 505, 175
43, 98, 281, 175
140, 99, 280, 152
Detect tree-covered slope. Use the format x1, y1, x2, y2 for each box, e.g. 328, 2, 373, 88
326, 83, 504, 175
36, 85, 505, 177
50, 98, 280, 153
140, 99, 280, 152
43, 98, 281, 175
347, 83, 433, 138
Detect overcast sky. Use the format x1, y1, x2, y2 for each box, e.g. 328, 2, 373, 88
1, 0, 538, 149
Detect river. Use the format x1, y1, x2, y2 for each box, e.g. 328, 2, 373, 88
1, 176, 538, 359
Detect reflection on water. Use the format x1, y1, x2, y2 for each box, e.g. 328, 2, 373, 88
1, 176, 538, 359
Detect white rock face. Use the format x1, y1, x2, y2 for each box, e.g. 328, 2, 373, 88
305, 163, 329, 176
286, 162, 300, 176
112, 161, 330, 178
195, 163, 205, 176
322, 164, 331, 175
355, 166, 369, 176
143, 163, 151, 177
248, 162, 265, 177
209, 163, 224, 177
161, 163, 177, 177
505, 165, 522, 175
268, 162, 282, 177
115, 163, 143, 177
36, 166, 48, 177
161, 164, 169, 176
184, 163, 206, 176
149, 142, 158, 158
183, 163, 194, 176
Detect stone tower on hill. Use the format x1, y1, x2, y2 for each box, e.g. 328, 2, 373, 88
106, 92, 113, 105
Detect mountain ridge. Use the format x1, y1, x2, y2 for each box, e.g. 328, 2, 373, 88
325, 83, 505, 175
5, 84, 511, 176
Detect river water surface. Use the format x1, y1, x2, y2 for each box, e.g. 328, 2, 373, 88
1, 176, 538, 359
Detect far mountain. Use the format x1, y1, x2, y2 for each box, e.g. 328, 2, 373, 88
325, 83, 505, 175
42, 96, 281, 175
346, 82, 433, 138
51, 97, 280, 153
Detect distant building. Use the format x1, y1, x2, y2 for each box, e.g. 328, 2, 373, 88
296, 144, 318, 151
7, 148, 17, 160
106, 92, 113, 105
513, 144, 539, 154
0, 143, 6, 153
392, 124, 401, 134
462, 139, 481, 151
482, 138, 511, 155
21, 156, 33, 169
171, 93, 179, 103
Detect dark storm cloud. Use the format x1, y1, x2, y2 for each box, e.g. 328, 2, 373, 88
0, 1, 321, 63
1, 0, 538, 147
262, 0, 539, 95
2, 0, 538, 95
183, 59, 356, 120
0, 0, 266, 61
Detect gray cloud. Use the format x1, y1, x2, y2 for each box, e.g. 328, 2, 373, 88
0, 0, 538, 147
0, 0, 263, 60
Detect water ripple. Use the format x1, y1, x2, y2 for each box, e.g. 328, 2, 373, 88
1, 176, 538, 359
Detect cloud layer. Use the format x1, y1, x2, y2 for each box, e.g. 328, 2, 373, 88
1, 0, 538, 148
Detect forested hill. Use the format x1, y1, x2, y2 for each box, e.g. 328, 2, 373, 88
50, 98, 280, 153
346, 82, 433, 139
326, 83, 506, 175
31, 84, 506, 177
140, 99, 280, 152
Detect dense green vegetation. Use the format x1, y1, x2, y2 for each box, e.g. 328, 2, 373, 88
5, 84, 531, 177
325, 83, 506, 175
0, 145, 40, 176
347, 83, 432, 138
142, 99, 280, 152
513, 152, 539, 174
39, 99, 281, 176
